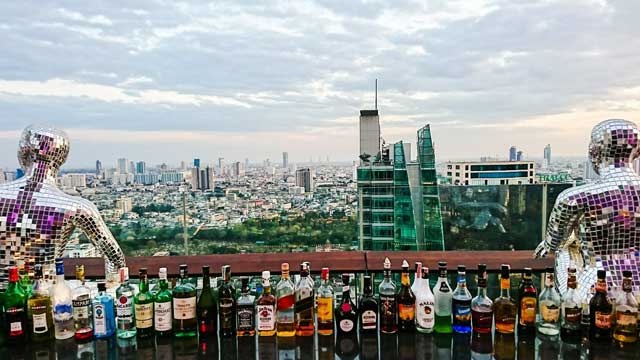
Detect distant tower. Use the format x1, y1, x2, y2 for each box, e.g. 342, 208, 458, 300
218, 157, 225, 175
516, 150, 523, 162
95, 160, 102, 176
193, 158, 200, 168
283, 152, 289, 169
509, 146, 517, 162
295, 168, 314, 193
136, 161, 146, 174
117, 158, 129, 174
543, 144, 552, 168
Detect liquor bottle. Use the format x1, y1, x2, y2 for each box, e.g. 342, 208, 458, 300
470, 264, 493, 334
237, 277, 256, 336
197, 265, 216, 336
276, 263, 295, 337
336, 273, 357, 334
294, 262, 314, 336
517, 267, 537, 336
92, 282, 116, 339
537, 267, 561, 336
72, 264, 93, 340
581, 285, 594, 342
358, 275, 378, 333
316, 267, 334, 336
134, 268, 153, 338
494, 264, 516, 334
398, 260, 416, 332
27, 264, 53, 342
613, 270, 638, 343
218, 265, 236, 337
415, 266, 436, 333
18, 260, 32, 299
154, 267, 172, 337
257, 270, 276, 336
433, 261, 453, 334
560, 266, 581, 342
173, 264, 197, 337
4, 266, 27, 343
304, 261, 314, 288
452, 265, 472, 333
115, 267, 136, 339
379, 257, 398, 334
411, 262, 422, 295
52, 258, 75, 340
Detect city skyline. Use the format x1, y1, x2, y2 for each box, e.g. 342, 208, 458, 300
2, 1, 640, 167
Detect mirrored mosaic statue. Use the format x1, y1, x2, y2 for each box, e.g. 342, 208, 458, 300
536, 119, 640, 297
0, 125, 126, 288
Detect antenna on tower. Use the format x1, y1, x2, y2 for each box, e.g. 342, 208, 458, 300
375, 78, 378, 110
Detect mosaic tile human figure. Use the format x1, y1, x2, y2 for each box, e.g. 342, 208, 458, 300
0, 125, 126, 288
535, 119, 640, 297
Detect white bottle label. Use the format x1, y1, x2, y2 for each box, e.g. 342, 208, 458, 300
116, 296, 133, 320
361, 310, 377, 329
155, 301, 172, 331
10, 322, 22, 332
416, 300, 435, 328
73, 297, 91, 321
339, 319, 354, 332
32, 313, 48, 333
257, 305, 275, 331
135, 303, 153, 329
173, 297, 196, 320
93, 304, 106, 335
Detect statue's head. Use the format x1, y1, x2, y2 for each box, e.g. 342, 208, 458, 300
589, 119, 640, 175
17, 125, 70, 171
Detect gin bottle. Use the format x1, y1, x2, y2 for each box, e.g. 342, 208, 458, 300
92, 282, 116, 338
72, 264, 93, 340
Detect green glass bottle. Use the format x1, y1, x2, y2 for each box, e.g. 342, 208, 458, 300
18, 260, 32, 300
197, 265, 217, 336
154, 267, 173, 337
4, 266, 27, 343
27, 264, 54, 342
134, 268, 154, 337
173, 264, 197, 337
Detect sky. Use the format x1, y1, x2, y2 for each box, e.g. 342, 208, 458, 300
1, 0, 640, 169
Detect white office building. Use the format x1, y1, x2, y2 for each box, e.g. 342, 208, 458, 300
446, 160, 536, 185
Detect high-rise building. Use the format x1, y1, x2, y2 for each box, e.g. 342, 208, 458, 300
129, 161, 136, 174
359, 110, 381, 165
543, 144, 552, 169
95, 160, 102, 176
282, 152, 289, 169
516, 150, 523, 162
509, 146, 517, 162
191, 166, 215, 191
194, 158, 201, 168
115, 197, 133, 213
136, 161, 146, 174
295, 168, 314, 193
61, 174, 87, 189
244, 158, 249, 170
232, 162, 245, 178
218, 157, 225, 176
117, 158, 129, 174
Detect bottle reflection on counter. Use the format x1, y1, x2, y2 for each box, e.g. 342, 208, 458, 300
238, 336, 257, 360
77, 340, 95, 360
515, 334, 534, 360
380, 333, 399, 360
359, 331, 379, 360
116, 336, 136, 360
336, 331, 359, 360
399, 333, 417, 360
156, 335, 175, 360
493, 332, 515, 360
535, 334, 559, 360
258, 336, 277, 360
318, 331, 335, 360
470, 331, 492, 359
295, 335, 314, 360
434, 333, 452, 360
95, 337, 117, 360
220, 335, 238, 360
415, 332, 434, 360
174, 336, 198, 360
452, 333, 471, 360
278, 334, 296, 360
559, 341, 580, 360
28, 340, 55, 360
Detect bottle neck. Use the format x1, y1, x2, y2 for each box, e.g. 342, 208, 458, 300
401, 271, 410, 286
282, 271, 290, 281
596, 278, 607, 293
544, 273, 554, 289
457, 273, 466, 288
202, 273, 210, 289
159, 278, 168, 290
57, 274, 65, 284
263, 283, 271, 295
139, 275, 148, 292
342, 285, 351, 303
500, 278, 510, 297
567, 276, 577, 290
623, 278, 633, 293
384, 269, 391, 279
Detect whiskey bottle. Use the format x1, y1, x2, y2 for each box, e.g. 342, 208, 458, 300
433, 261, 453, 334
294, 263, 314, 336
218, 265, 236, 337
590, 270, 613, 342
52, 258, 75, 340
471, 264, 493, 334
115, 267, 136, 339
336, 273, 357, 335
358, 275, 378, 332
173, 264, 197, 337
415, 267, 435, 333
276, 263, 295, 337
134, 268, 153, 338
398, 260, 416, 332
613, 270, 638, 343
494, 264, 516, 334
537, 267, 561, 336
317, 267, 334, 336
237, 277, 256, 336
517, 267, 537, 337
257, 270, 276, 336
27, 264, 53, 342
154, 267, 173, 337
197, 265, 216, 336
560, 266, 581, 343
378, 257, 397, 334
451, 265, 472, 333
72, 264, 93, 340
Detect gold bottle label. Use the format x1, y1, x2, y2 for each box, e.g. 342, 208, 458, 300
519, 298, 536, 324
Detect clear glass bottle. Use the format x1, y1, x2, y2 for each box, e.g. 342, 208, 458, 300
317, 267, 334, 336
470, 264, 492, 334
115, 267, 136, 339
398, 260, 416, 332
27, 264, 54, 342
359, 275, 378, 333
173, 264, 197, 337
494, 264, 516, 334
433, 261, 453, 334
294, 262, 314, 336
452, 265, 472, 333
197, 265, 216, 336
613, 270, 638, 343
257, 270, 276, 336
378, 257, 397, 334
237, 277, 256, 337
411, 262, 422, 295
72, 264, 93, 340
581, 285, 595, 342
415, 266, 435, 333
134, 268, 153, 338
276, 263, 295, 337
218, 264, 236, 337
537, 267, 561, 336
560, 266, 581, 343
5, 266, 27, 343
336, 273, 357, 335
154, 267, 173, 337
52, 258, 75, 340
92, 282, 116, 339
590, 270, 613, 342
517, 267, 537, 337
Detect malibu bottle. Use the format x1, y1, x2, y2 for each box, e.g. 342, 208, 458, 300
378, 257, 397, 334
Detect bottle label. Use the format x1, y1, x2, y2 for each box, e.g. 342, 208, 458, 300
519, 298, 536, 325
54, 303, 73, 322
135, 303, 153, 329
616, 306, 637, 326
416, 300, 435, 328
93, 304, 106, 335
32, 312, 48, 333
237, 306, 254, 331
154, 301, 172, 331
564, 306, 581, 324
339, 319, 354, 332
116, 296, 133, 320
277, 294, 295, 311
361, 310, 377, 329
317, 297, 333, 322
295, 288, 314, 314
219, 299, 235, 330
380, 295, 397, 319
439, 282, 450, 292
257, 305, 275, 331
399, 303, 416, 320
10, 321, 22, 333
173, 297, 196, 320
72, 297, 91, 322
540, 301, 560, 323
7, 307, 24, 336
454, 302, 471, 323
595, 311, 613, 329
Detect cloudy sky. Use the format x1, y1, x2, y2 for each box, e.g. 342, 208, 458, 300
1, 0, 639, 169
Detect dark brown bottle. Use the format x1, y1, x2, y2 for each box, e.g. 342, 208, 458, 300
517, 268, 537, 337
589, 269, 612, 342
397, 260, 416, 332
335, 274, 357, 335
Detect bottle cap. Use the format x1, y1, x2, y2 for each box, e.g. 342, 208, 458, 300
202, 265, 210, 274
180, 264, 188, 270
222, 265, 231, 276
55, 258, 64, 265
438, 261, 447, 268
321, 267, 329, 280
97, 282, 106, 292
524, 267, 532, 276
415, 262, 422, 272
597, 269, 606, 279
501, 264, 510, 278
623, 270, 632, 278
383, 257, 391, 270
567, 266, 576, 274
159, 267, 167, 280
401, 259, 409, 269
139, 268, 147, 276
421, 267, 429, 278
119, 267, 129, 282
281, 263, 289, 272
545, 267, 554, 274
457, 265, 466, 272
300, 263, 308, 272
478, 264, 487, 273
342, 273, 350, 285
240, 276, 249, 290
75, 264, 84, 274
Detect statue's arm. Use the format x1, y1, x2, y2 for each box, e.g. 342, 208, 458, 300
535, 194, 581, 258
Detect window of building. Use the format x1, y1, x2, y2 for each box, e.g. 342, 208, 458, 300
455, 165, 460, 170
447, 172, 452, 176
455, 172, 460, 177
